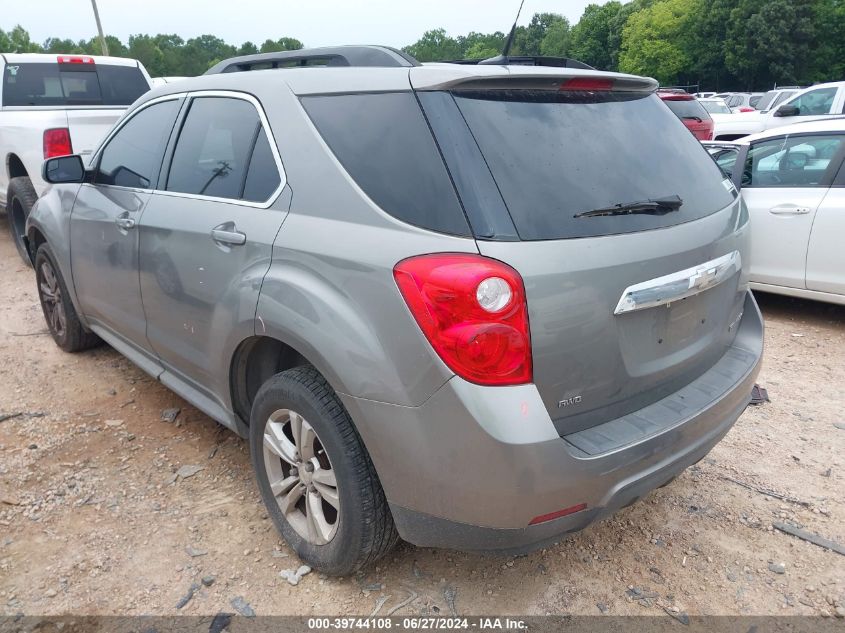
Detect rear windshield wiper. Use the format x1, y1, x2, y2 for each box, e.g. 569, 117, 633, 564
574, 195, 684, 219
682, 116, 704, 122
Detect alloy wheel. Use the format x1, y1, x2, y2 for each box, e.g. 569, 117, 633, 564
39, 259, 66, 339
263, 409, 340, 545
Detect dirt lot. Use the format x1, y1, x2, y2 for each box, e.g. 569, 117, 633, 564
0, 218, 843, 619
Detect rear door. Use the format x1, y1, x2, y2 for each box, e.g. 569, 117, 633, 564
70, 96, 182, 356
806, 153, 845, 296
740, 132, 845, 288
138, 93, 289, 405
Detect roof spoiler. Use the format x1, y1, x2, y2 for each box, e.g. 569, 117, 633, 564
205, 46, 420, 74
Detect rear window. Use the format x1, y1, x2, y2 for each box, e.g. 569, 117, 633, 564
700, 100, 731, 114
2, 62, 149, 107
661, 97, 711, 120
301, 92, 470, 237
449, 90, 735, 240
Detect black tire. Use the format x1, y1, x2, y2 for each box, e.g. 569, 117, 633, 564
250, 366, 398, 576
7, 176, 38, 266
34, 244, 101, 353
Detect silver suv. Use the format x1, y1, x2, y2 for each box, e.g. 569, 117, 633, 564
26, 46, 763, 575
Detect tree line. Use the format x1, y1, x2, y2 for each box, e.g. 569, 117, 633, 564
2, 0, 844, 90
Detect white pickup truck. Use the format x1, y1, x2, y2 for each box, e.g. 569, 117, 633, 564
713, 81, 845, 141
1, 53, 152, 262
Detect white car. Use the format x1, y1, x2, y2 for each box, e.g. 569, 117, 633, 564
722, 92, 764, 113
713, 82, 843, 141
705, 118, 845, 305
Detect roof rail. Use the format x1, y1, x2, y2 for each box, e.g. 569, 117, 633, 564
443, 56, 595, 70
205, 46, 420, 74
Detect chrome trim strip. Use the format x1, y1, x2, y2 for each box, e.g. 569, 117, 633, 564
614, 251, 741, 315
89, 90, 287, 210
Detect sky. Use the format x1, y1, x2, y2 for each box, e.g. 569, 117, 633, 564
5, 0, 612, 48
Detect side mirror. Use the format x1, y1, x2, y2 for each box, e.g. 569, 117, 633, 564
42, 155, 86, 184
773, 104, 800, 118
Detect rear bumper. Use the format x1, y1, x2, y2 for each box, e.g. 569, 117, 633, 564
341, 291, 763, 551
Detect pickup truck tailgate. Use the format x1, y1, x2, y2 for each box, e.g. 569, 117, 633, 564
66, 108, 126, 159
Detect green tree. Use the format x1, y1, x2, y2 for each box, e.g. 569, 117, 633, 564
259, 37, 304, 53
569, 2, 623, 70
810, 0, 845, 82
685, 0, 737, 90
512, 13, 568, 56
127, 34, 165, 76
238, 41, 259, 56
42, 37, 83, 54
403, 28, 462, 61
725, 0, 817, 89
2, 25, 41, 53
619, 0, 696, 84
540, 17, 573, 56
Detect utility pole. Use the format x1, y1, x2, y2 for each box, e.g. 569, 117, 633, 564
90, 0, 109, 56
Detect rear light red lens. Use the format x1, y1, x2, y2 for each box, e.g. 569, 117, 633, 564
393, 254, 532, 386
57, 55, 95, 65
560, 77, 613, 91
738, 106, 755, 112
43, 128, 73, 159
529, 503, 588, 526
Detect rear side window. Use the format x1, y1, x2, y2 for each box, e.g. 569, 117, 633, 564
95, 98, 180, 189
2, 62, 148, 106
166, 97, 280, 202
662, 97, 711, 120
448, 90, 735, 240
301, 93, 470, 237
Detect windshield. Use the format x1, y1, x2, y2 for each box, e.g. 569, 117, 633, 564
2, 63, 149, 106
700, 100, 731, 114
447, 90, 735, 240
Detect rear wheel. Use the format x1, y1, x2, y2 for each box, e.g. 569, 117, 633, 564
35, 244, 100, 353
250, 366, 398, 575
7, 177, 38, 265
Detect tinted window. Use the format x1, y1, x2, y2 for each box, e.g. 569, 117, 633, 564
301, 92, 470, 237
167, 97, 262, 200
2, 62, 148, 106
242, 129, 281, 202
662, 97, 711, 120
450, 90, 735, 240
95, 65, 150, 105
770, 90, 796, 109
96, 99, 180, 189
749, 95, 762, 108
785, 87, 838, 116
746, 134, 844, 188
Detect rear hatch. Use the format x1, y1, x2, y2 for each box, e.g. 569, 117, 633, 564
2, 57, 150, 156
660, 93, 714, 140
413, 70, 748, 436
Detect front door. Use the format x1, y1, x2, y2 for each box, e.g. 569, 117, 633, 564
138, 94, 289, 405
70, 97, 182, 352
806, 158, 845, 296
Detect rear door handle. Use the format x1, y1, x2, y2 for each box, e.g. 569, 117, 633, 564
115, 214, 136, 230
769, 205, 811, 216
211, 224, 247, 246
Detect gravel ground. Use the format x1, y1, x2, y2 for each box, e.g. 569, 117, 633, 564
0, 217, 843, 618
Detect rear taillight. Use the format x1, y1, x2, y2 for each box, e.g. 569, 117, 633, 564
394, 254, 532, 386
43, 128, 73, 159
738, 106, 755, 112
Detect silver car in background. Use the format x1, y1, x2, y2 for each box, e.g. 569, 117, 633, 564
26, 46, 763, 575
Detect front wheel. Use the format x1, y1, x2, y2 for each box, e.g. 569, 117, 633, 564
250, 366, 398, 575
35, 244, 100, 353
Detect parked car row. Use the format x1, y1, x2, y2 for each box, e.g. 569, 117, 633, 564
13, 46, 765, 574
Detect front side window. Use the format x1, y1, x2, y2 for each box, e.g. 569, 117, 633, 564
784, 88, 836, 116
95, 99, 180, 189
166, 97, 278, 202
745, 134, 844, 188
